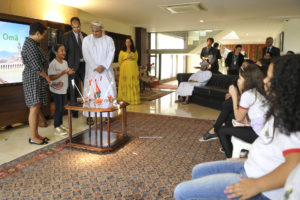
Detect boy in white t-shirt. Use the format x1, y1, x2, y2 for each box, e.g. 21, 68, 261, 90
48, 44, 74, 136
174, 55, 300, 200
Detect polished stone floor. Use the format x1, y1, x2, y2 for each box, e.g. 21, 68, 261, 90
0, 87, 220, 165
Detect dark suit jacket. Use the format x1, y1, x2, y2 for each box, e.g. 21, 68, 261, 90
225, 52, 244, 71
262, 46, 280, 58
62, 31, 87, 71
200, 47, 219, 73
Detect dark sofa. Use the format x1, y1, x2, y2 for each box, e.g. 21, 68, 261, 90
177, 73, 238, 110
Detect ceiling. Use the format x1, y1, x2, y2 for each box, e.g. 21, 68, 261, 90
54, 0, 300, 44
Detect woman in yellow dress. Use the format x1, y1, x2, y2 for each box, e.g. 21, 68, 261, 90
118, 38, 140, 104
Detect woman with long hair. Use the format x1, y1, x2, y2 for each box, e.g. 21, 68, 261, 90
117, 38, 140, 104
174, 55, 300, 200
217, 64, 267, 158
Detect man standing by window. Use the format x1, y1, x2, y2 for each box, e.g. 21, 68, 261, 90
200, 38, 220, 74
62, 17, 87, 118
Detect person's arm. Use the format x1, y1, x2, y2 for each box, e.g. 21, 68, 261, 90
82, 36, 98, 71
49, 70, 68, 81
134, 51, 138, 62
102, 37, 115, 70
40, 69, 51, 83
229, 85, 247, 121
118, 51, 124, 66
225, 152, 300, 200
225, 52, 231, 71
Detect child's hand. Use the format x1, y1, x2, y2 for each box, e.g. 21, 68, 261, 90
67, 68, 75, 75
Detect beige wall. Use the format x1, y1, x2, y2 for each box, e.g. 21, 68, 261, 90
0, 0, 78, 24
283, 19, 300, 54
0, 0, 135, 40
78, 10, 135, 41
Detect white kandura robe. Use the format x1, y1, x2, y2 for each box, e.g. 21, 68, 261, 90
82, 34, 117, 117
177, 70, 212, 97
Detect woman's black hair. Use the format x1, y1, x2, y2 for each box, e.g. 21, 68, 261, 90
286, 51, 295, 55
213, 42, 219, 48
239, 64, 266, 97
266, 55, 300, 135
235, 44, 242, 49
53, 44, 64, 52
29, 22, 47, 35
122, 38, 135, 52
243, 59, 255, 65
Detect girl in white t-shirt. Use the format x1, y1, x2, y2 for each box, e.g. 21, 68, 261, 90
174, 55, 300, 200
218, 64, 267, 158
48, 44, 74, 136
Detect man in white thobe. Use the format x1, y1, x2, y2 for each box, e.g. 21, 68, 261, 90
82, 22, 117, 120
176, 62, 212, 104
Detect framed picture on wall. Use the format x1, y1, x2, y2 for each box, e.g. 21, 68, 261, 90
280, 31, 284, 52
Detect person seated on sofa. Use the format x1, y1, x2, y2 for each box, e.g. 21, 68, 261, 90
200, 59, 256, 141
175, 62, 212, 105
174, 54, 300, 200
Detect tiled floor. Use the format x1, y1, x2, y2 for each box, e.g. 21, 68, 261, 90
0, 88, 220, 165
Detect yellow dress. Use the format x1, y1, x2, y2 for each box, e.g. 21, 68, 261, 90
117, 50, 140, 104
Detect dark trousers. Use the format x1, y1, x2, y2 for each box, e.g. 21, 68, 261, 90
227, 70, 239, 75
51, 92, 66, 128
217, 126, 258, 158
69, 62, 85, 117
214, 98, 234, 132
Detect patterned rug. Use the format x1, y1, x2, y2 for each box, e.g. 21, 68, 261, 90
0, 113, 225, 199
140, 89, 174, 101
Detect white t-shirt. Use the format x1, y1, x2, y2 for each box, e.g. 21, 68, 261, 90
244, 117, 300, 200
48, 59, 69, 94
282, 163, 300, 200
239, 89, 268, 135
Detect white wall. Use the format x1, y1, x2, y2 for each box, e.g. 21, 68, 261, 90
283, 19, 300, 54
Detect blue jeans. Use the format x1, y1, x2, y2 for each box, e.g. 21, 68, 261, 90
51, 92, 66, 128
174, 161, 270, 200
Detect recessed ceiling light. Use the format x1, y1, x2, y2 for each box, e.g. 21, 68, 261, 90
199, 20, 204, 23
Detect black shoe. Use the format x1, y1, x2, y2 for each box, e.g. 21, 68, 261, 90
28, 138, 47, 145
199, 132, 218, 142
43, 137, 50, 142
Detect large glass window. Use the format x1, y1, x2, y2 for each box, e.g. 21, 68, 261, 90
160, 54, 186, 80
157, 33, 184, 49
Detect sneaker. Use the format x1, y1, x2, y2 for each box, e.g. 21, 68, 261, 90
199, 132, 218, 142
60, 125, 69, 132
55, 127, 67, 136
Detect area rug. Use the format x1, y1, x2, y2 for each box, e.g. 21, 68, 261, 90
153, 84, 178, 90
0, 113, 225, 199
140, 89, 174, 101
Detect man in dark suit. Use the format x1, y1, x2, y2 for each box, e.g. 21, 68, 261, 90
62, 17, 87, 118
200, 38, 220, 74
262, 37, 280, 58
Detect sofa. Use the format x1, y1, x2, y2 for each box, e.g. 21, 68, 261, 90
177, 73, 238, 110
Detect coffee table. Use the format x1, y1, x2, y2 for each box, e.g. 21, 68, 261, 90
64, 101, 129, 152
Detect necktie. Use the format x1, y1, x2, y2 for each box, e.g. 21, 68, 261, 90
78, 34, 82, 48
77, 34, 83, 59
